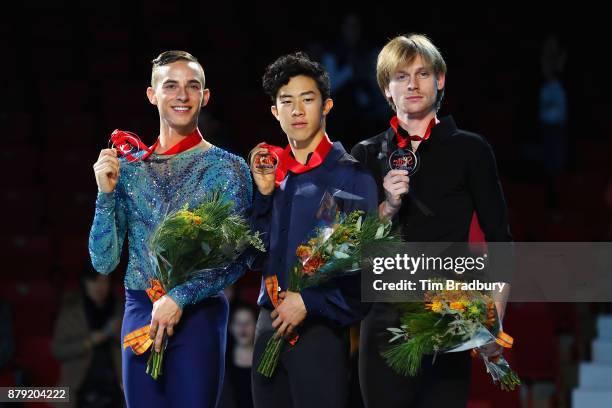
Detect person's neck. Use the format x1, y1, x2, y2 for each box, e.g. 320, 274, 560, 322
396, 109, 437, 136
157, 123, 198, 153
233, 344, 254, 368
288, 128, 326, 164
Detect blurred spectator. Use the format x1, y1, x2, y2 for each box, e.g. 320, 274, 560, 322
539, 34, 568, 175
220, 302, 257, 408
319, 13, 385, 146
523, 34, 568, 209
51, 265, 123, 408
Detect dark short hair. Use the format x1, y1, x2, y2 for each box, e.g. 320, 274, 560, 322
152, 50, 199, 67
151, 50, 204, 86
262, 52, 331, 103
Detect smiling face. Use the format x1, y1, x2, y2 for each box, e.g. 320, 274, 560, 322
146, 60, 210, 134
271, 75, 333, 145
385, 54, 445, 119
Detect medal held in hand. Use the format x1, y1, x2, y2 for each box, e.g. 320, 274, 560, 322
389, 148, 419, 175
387, 115, 439, 176
249, 146, 279, 175
109, 129, 154, 163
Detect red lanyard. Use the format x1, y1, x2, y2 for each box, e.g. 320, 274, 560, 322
110, 128, 203, 162
390, 116, 438, 148
259, 134, 334, 187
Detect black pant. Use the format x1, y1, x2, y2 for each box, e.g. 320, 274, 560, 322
359, 303, 472, 408
252, 309, 350, 408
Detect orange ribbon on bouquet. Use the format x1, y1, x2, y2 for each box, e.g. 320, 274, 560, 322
122, 279, 166, 355
495, 331, 514, 348
265, 275, 299, 346
470, 331, 514, 362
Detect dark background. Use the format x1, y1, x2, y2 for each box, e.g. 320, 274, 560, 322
1, 2, 611, 407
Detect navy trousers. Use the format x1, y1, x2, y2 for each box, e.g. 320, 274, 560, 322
121, 289, 228, 408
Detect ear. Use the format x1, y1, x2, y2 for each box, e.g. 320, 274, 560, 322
201, 89, 211, 107
146, 87, 157, 105
322, 98, 334, 116
384, 87, 392, 100
271, 104, 279, 122
436, 72, 446, 93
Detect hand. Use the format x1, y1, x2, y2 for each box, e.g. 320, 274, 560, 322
93, 148, 120, 193
271, 291, 307, 339
477, 342, 504, 360
90, 330, 109, 347
250, 143, 276, 195
380, 169, 409, 219
149, 295, 183, 352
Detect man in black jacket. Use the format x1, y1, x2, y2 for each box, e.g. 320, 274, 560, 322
351, 33, 512, 408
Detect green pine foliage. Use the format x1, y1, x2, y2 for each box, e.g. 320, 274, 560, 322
149, 191, 264, 291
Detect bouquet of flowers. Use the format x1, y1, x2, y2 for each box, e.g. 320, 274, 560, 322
124, 191, 264, 380
383, 283, 520, 391
257, 208, 397, 377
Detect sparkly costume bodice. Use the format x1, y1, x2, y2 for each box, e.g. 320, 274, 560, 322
88, 145, 252, 308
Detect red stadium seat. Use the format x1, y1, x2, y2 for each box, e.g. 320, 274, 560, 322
0, 281, 59, 337
0, 235, 52, 281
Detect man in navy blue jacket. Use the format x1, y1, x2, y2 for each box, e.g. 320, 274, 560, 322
249, 52, 377, 408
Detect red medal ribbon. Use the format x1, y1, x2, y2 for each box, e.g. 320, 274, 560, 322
110, 128, 204, 162
390, 116, 439, 148
259, 134, 334, 187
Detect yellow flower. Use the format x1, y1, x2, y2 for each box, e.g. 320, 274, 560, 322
427, 301, 443, 313
177, 211, 203, 225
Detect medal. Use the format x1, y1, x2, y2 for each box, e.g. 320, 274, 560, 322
389, 148, 419, 175
109, 128, 204, 162
248, 147, 280, 175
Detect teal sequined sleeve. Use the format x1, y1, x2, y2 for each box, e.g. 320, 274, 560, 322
89, 190, 129, 274
88, 146, 253, 309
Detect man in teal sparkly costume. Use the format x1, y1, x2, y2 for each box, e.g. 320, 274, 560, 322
89, 51, 252, 407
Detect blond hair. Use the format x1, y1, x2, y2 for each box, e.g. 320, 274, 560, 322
376, 34, 447, 111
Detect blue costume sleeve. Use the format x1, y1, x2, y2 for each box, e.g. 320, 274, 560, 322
88, 186, 129, 274
247, 189, 273, 271
166, 158, 253, 309
300, 169, 378, 326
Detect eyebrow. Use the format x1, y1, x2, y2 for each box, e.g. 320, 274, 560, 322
396, 66, 430, 74
161, 79, 202, 85
279, 90, 316, 98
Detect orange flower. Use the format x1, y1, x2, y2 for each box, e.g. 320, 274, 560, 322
296, 245, 312, 262
486, 301, 497, 327
302, 254, 325, 276
450, 302, 466, 311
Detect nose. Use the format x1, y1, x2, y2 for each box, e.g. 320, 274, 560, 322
407, 76, 419, 91
176, 86, 189, 102
292, 100, 304, 117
